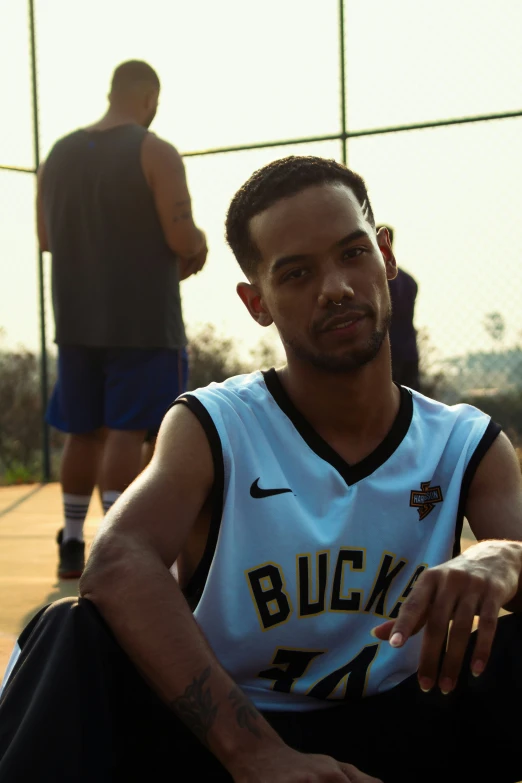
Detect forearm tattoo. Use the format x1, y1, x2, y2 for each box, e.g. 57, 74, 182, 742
228, 685, 262, 738
172, 210, 192, 223
169, 667, 218, 746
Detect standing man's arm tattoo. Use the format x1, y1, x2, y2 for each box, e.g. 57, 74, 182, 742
228, 685, 262, 738
172, 198, 192, 224
169, 666, 218, 746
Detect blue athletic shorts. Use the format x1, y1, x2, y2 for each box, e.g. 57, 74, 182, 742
46, 346, 189, 434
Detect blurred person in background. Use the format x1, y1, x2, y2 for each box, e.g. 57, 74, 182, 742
36, 60, 206, 579
377, 224, 420, 390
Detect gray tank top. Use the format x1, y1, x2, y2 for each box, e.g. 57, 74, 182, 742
42, 125, 187, 349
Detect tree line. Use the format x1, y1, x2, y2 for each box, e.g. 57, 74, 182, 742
0, 323, 520, 484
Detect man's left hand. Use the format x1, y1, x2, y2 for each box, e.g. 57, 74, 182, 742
372, 541, 522, 694
179, 242, 208, 281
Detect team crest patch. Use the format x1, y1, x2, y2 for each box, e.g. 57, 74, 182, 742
410, 481, 443, 520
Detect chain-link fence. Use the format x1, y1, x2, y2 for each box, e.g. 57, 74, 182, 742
1, 0, 522, 480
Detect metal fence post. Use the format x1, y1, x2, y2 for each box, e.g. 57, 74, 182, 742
29, 0, 50, 482
339, 0, 348, 165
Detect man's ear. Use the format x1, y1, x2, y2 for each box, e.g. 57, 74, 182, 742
376, 226, 398, 281
236, 282, 273, 327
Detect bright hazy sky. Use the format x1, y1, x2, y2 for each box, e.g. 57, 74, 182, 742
1, 0, 522, 368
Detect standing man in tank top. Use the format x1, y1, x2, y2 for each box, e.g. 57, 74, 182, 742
36, 61, 206, 579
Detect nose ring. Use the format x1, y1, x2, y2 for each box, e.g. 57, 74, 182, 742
332, 300, 343, 306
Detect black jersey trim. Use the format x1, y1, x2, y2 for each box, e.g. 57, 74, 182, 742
172, 395, 225, 611
262, 368, 413, 486
452, 419, 502, 558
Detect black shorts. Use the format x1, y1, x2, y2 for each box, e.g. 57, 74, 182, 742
1, 599, 521, 783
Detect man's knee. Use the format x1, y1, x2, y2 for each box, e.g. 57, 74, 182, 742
68, 428, 106, 443
20, 597, 107, 647
106, 428, 147, 446
18, 598, 79, 646
45, 597, 79, 615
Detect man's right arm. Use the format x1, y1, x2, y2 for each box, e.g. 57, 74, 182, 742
36, 162, 49, 252
79, 405, 379, 782
79, 404, 284, 770
141, 134, 206, 260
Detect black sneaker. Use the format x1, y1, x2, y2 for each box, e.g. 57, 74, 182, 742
57, 529, 85, 579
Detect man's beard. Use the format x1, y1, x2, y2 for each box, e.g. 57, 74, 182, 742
283, 306, 392, 374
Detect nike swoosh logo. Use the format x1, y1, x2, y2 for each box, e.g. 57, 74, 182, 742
250, 478, 293, 499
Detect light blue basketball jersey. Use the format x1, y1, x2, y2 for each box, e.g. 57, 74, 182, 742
179, 369, 499, 712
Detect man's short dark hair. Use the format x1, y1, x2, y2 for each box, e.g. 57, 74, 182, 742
226, 155, 376, 279
110, 60, 160, 96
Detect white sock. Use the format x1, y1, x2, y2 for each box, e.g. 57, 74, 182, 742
102, 490, 122, 515
63, 493, 91, 542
